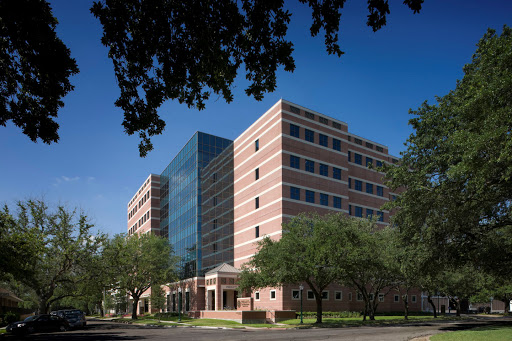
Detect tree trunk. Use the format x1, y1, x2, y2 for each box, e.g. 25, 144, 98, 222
427, 295, 437, 318
315, 295, 323, 324
502, 299, 510, 315
368, 301, 375, 320
455, 299, 461, 317
131, 296, 139, 320
403, 295, 409, 320
362, 303, 367, 321
99, 299, 104, 317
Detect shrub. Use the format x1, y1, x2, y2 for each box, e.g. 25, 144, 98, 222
300, 311, 361, 319
154, 312, 179, 320
3, 311, 20, 325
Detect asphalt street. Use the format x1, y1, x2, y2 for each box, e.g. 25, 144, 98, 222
1, 317, 511, 341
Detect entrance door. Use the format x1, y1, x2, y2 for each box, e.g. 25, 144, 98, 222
223, 291, 227, 309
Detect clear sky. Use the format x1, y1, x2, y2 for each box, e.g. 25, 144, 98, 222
1, 0, 510, 236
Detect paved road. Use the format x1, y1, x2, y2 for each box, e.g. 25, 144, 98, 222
2, 317, 511, 341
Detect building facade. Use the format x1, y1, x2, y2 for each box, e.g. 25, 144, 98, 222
128, 99, 413, 315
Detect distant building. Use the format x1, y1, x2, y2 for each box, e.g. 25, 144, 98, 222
128, 99, 413, 315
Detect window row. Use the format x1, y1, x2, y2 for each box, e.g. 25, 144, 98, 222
348, 205, 384, 221
289, 123, 343, 152
347, 151, 384, 169
348, 178, 384, 196
289, 105, 343, 130
254, 289, 417, 303
290, 155, 342, 180
290, 187, 342, 209
348, 135, 385, 153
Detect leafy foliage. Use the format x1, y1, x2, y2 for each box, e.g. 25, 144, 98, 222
0, 0, 79, 144
103, 233, 177, 319
385, 26, 512, 273
91, 0, 425, 156
0, 199, 106, 314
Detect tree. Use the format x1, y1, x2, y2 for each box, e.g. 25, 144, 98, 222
333, 218, 398, 321
238, 213, 343, 324
0, 199, 106, 313
385, 26, 512, 273
90, 0, 425, 156
104, 233, 177, 320
150, 286, 166, 321
0, 0, 79, 144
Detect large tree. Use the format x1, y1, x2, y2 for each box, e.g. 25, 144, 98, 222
104, 233, 177, 320
238, 213, 343, 324
385, 26, 512, 273
0, 199, 106, 313
0, 0, 79, 144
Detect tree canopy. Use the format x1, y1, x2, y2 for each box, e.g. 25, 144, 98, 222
385, 26, 512, 274
0, 0, 79, 144
0, 199, 106, 313
103, 233, 177, 319
1, 0, 425, 156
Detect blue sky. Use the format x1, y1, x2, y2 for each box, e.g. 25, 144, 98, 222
1, 0, 510, 236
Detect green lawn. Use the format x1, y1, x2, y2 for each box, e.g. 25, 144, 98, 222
430, 326, 512, 341
282, 315, 437, 325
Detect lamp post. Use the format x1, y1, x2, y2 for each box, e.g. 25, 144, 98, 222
299, 284, 304, 324
178, 287, 182, 322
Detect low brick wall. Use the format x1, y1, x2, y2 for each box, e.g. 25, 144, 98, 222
199, 310, 268, 324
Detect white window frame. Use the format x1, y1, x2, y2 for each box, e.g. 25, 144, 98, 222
292, 289, 300, 300
356, 293, 363, 301
255, 291, 260, 301
412, 295, 417, 303
307, 290, 315, 300
394, 294, 400, 303
270, 290, 276, 300
335, 291, 342, 301
378, 293, 384, 302
348, 292, 352, 301
322, 291, 329, 300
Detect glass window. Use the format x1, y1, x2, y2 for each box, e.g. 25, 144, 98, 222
322, 291, 329, 300
354, 153, 362, 165
290, 123, 300, 138
333, 167, 341, 180
255, 226, 259, 238
333, 138, 341, 151
366, 183, 373, 194
377, 186, 384, 197
333, 196, 341, 209
376, 160, 383, 168
376, 146, 384, 152
348, 178, 352, 189
255, 292, 260, 300
348, 151, 351, 162
366, 157, 373, 167
255, 168, 259, 180
290, 155, 300, 169
306, 190, 315, 203
292, 290, 300, 300
255, 197, 259, 209
355, 206, 363, 217
320, 194, 328, 206
412, 295, 417, 303
394, 295, 399, 302
307, 291, 314, 300
305, 160, 315, 173
349, 204, 352, 215
319, 164, 328, 176
305, 129, 314, 143
335, 291, 342, 300
319, 134, 328, 147
290, 187, 300, 200
379, 293, 384, 302
270, 290, 276, 300
377, 211, 384, 222
355, 180, 362, 191
255, 139, 259, 151
366, 209, 373, 218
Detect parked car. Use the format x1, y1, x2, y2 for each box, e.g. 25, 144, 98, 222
6, 314, 69, 334
54, 309, 87, 328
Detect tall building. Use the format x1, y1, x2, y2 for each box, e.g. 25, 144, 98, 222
127, 174, 160, 236
128, 99, 412, 314
159, 132, 233, 278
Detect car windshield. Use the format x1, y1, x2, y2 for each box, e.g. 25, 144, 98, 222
24, 316, 37, 322
64, 313, 80, 318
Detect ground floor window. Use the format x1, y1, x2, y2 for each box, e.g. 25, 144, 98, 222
307, 291, 315, 300
322, 291, 329, 300
270, 290, 276, 300
255, 292, 260, 301
292, 290, 300, 300
335, 291, 342, 301
412, 295, 417, 303
378, 293, 384, 302
394, 294, 400, 302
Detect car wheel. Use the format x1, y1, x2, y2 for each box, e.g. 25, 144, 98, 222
59, 325, 68, 332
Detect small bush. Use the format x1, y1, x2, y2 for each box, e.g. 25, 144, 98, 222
3, 311, 20, 325
300, 311, 361, 319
